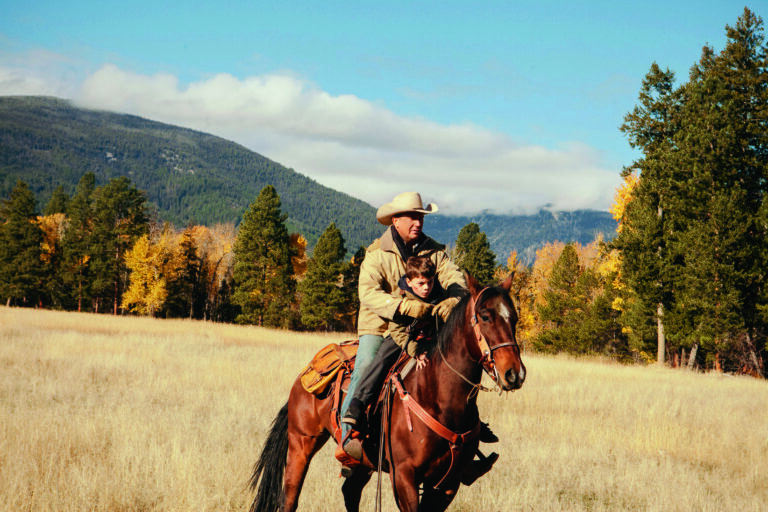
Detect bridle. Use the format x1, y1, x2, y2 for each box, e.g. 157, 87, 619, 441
439, 286, 519, 395
469, 286, 520, 385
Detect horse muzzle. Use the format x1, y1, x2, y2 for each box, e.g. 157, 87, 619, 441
499, 364, 526, 391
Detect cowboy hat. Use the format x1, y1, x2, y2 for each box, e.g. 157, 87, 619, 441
376, 192, 438, 226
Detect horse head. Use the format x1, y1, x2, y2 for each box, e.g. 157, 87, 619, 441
465, 272, 526, 392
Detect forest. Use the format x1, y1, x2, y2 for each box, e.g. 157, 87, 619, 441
1, 8, 767, 377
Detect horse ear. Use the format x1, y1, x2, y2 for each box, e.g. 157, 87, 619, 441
500, 272, 515, 291
465, 271, 482, 297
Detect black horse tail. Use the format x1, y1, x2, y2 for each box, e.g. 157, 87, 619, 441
248, 402, 289, 512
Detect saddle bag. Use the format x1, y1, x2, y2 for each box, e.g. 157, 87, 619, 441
300, 340, 357, 395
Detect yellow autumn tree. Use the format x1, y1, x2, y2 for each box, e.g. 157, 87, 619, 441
192, 223, 236, 320
122, 234, 168, 316
289, 233, 308, 278
603, 172, 638, 316
494, 250, 536, 348
37, 213, 68, 264
610, 172, 639, 233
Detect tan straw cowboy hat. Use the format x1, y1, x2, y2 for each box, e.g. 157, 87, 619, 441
376, 192, 439, 226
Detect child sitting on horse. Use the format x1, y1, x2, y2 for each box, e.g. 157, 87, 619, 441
340, 256, 499, 470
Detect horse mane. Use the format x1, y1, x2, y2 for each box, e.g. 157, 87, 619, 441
427, 282, 511, 358
426, 291, 472, 358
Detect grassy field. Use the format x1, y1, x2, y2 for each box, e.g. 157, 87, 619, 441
2, 306, 767, 511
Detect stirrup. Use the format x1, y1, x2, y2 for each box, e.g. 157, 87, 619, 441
334, 443, 359, 477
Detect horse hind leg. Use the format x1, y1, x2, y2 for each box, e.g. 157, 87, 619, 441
282, 431, 331, 512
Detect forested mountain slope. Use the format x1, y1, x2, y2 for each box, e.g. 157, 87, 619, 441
0, 96, 616, 259
0, 96, 381, 251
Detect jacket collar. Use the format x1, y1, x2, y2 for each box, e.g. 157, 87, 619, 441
380, 226, 445, 257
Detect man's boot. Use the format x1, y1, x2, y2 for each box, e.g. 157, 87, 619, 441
341, 398, 365, 430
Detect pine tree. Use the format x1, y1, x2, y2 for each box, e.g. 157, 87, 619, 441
43, 185, 70, 216
665, 8, 768, 373
454, 222, 497, 284
617, 8, 768, 373
164, 226, 203, 319
89, 177, 149, 314
232, 185, 296, 328
0, 180, 46, 307
62, 172, 96, 312
534, 243, 583, 354
339, 246, 366, 331
298, 222, 348, 331
616, 62, 682, 364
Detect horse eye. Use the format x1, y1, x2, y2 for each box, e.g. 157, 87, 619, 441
480, 312, 491, 322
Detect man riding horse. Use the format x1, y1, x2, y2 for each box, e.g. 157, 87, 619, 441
336, 191, 499, 476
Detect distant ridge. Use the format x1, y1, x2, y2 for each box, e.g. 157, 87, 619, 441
0, 95, 617, 261
428, 209, 617, 264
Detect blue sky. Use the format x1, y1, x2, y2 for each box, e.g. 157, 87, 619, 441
0, 1, 752, 214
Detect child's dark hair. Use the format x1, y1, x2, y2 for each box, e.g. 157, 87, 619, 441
405, 256, 436, 280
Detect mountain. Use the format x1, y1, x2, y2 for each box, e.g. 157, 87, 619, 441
428, 209, 616, 264
0, 95, 617, 261
0, 95, 381, 251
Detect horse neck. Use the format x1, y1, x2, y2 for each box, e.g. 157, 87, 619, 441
415, 310, 482, 423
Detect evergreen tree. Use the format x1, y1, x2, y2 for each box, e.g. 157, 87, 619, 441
0, 180, 46, 307
232, 185, 296, 328
62, 172, 96, 311
164, 225, 204, 319
298, 222, 348, 331
617, 8, 768, 373
43, 185, 70, 215
616, 62, 682, 364
534, 244, 583, 354
89, 176, 149, 314
665, 8, 768, 372
340, 246, 366, 332
454, 222, 497, 284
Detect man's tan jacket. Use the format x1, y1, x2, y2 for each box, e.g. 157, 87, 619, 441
357, 227, 466, 337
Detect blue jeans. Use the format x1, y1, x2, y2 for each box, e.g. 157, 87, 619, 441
341, 334, 383, 438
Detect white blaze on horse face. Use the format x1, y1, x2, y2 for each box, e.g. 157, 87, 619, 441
495, 301, 513, 325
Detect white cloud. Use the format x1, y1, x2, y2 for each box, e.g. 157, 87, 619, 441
1, 58, 621, 215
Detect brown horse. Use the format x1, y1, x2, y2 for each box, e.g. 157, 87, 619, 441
247, 272, 526, 511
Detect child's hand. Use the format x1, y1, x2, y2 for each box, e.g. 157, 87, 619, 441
399, 298, 434, 318
416, 353, 429, 370
433, 296, 460, 321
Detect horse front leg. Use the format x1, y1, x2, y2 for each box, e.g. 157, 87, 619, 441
418, 483, 460, 512
283, 432, 330, 512
391, 465, 420, 512
341, 467, 373, 512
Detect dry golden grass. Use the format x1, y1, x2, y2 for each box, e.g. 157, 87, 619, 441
2, 306, 767, 511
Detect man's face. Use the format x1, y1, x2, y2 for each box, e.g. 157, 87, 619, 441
392, 212, 424, 244
406, 276, 434, 299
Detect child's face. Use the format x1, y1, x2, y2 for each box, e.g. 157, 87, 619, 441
406, 276, 434, 299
